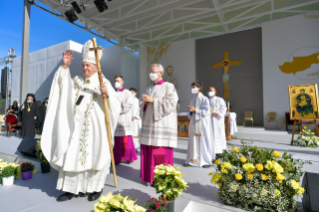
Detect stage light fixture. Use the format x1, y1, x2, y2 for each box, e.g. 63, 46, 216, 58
64, 8, 78, 23
71, 1, 82, 14
94, 0, 108, 12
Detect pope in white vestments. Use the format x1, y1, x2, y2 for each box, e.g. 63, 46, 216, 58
140, 64, 178, 185
185, 82, 214, 168
42, 40, 121, 202
208, 87, 227, 154
130, 88, 141, 149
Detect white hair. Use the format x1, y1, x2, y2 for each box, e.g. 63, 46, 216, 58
150, 63, 164, 73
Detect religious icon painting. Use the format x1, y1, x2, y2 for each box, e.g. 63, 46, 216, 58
288, 84, 319, 120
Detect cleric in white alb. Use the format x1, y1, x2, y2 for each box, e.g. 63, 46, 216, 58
130, 87, 141, 149
208, 87, 227, 154
41, 40, 121, 202
185, 81, 214, 168
140, 63, 179, 185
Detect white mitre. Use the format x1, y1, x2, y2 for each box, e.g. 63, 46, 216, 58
82, 40, 103, 65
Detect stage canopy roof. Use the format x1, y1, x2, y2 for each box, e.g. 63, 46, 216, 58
34, 0, 319, 51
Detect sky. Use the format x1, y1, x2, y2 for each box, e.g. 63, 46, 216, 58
0, 0, 114, 63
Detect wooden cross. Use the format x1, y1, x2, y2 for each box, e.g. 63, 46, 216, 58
212, 52, 242, 99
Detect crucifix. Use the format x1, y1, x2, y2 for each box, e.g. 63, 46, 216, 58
212, 52, 242, 100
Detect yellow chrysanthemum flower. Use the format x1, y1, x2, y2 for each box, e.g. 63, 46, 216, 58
232, 147, 239, 153
290, 179, 299, 189
261, 188, 268, 194
247, 173, 254, 180
231, 185, 237, 190
235, 173, 243, 180
239, 156, 247, 163
221, 162, 232, 169
276, 173, 285, 183
221, 168, 228, 174
243, 184, 247, 188
273, 151, 281, 158
218, 183, 222, 188
261, 174, 269, 181
243, 163, 255, 173
265, 160, 273, 170
211, 173, 221, 184
256, 164, 263, 171
274, 189, 280, 196
214, 159, 221, 165
272, 162, 284, 174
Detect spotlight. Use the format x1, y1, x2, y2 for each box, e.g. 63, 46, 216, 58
71, 1, 82, 14
94, 0, 108, 12
64, 8, 78, 23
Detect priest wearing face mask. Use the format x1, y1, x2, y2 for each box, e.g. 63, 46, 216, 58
113, 76, 138, 164
130, 87, 141, 150
38, 98, 48, 135
20, 93, 40, 138
140, 63, 179, 185
184, 81, 214, 168
41, 41, 121, 202
208, 87, 227, 155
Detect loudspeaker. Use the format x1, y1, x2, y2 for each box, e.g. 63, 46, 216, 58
17, 137, 37, 158
302, 172, 319, 212
1, 67, 8, 98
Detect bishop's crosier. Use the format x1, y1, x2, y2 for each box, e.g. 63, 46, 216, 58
41, 40, 121, 202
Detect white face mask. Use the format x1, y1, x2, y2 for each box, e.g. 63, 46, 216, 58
208, 91, 215, 97
149, 73, 158, 81
45, 103, 48, 107
27, 100, 33, 103
191, 87, 198, 94
131, 93, 136, 97
114, 82, 122, 89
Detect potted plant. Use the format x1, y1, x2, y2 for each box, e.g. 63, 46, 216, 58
36, 140, 51, 173
153, 164, 188, 212
20, 162, 34, 180
91, 192, 146, 212
1, 165, 15, 186
144, 196, 168, 212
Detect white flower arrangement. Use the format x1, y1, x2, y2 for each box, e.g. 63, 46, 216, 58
293, 126, 318, 148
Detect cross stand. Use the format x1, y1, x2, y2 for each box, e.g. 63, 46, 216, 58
291, 119, 319, 145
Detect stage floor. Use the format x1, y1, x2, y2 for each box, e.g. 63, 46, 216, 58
0, 127, 318, 212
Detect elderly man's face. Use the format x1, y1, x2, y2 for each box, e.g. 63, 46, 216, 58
150, 66, 163, 79
27, 96, 33, 101
82, 62, 97, 78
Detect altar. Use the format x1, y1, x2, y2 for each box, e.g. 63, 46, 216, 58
177, 112, 190, 137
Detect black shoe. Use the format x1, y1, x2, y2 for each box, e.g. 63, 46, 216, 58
57, 192, 77, 202
88, 189, 103, 201
78, 192, 87, 197
183, 163, 191, 167
202, 165, 211, 168
126, 161, 131, 164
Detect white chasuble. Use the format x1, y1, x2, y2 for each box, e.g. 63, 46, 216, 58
140, 82, 178, 148
209, 96, 227, 154
186, 93, 214, 167
131, 97, 141, 148
115, 89, 133, 136
41, 67, 121, 193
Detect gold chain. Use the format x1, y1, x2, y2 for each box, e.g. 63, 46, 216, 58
27, 102, 33, 112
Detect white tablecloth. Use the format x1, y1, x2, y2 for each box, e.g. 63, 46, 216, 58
225, 112, 238, 135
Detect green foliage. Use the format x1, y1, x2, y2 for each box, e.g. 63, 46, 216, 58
20, 162, 34, 172
153, 164, 188, 201
292, 126, 318, 148
91, 192, 146, 212
144, 196, 168, 212
0, 158, 21, 184
210, 140, 312, 212
36, 140, 49, 165
1, 165, 15, 178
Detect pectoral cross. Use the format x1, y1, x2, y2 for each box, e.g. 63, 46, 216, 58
212, 52, 242, 100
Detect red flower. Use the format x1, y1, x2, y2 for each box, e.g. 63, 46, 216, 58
163, 202, 167, 205
26, 166, 29, 169
147, 201, 150, 203
156, 202, 161, 208
21, 163, 26, 166
162, 197, 167, 200
149, 209, 153, 212
151, 197, 156, 201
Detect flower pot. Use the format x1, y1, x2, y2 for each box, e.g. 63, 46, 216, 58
41, 163, 51, 173
2, 176, 14, 186
21, 170, 33, 180
166, 200, 175, 212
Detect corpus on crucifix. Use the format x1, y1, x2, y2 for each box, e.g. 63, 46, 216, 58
212, 52, 242, 100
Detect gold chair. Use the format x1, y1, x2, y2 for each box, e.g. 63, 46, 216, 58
243, 110, 253, 126
267, 112, 278, 129
0, 114, 5, 133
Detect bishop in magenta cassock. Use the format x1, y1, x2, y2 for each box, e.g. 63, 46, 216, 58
113, 75, 138, 164
140, 63, 179, 185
